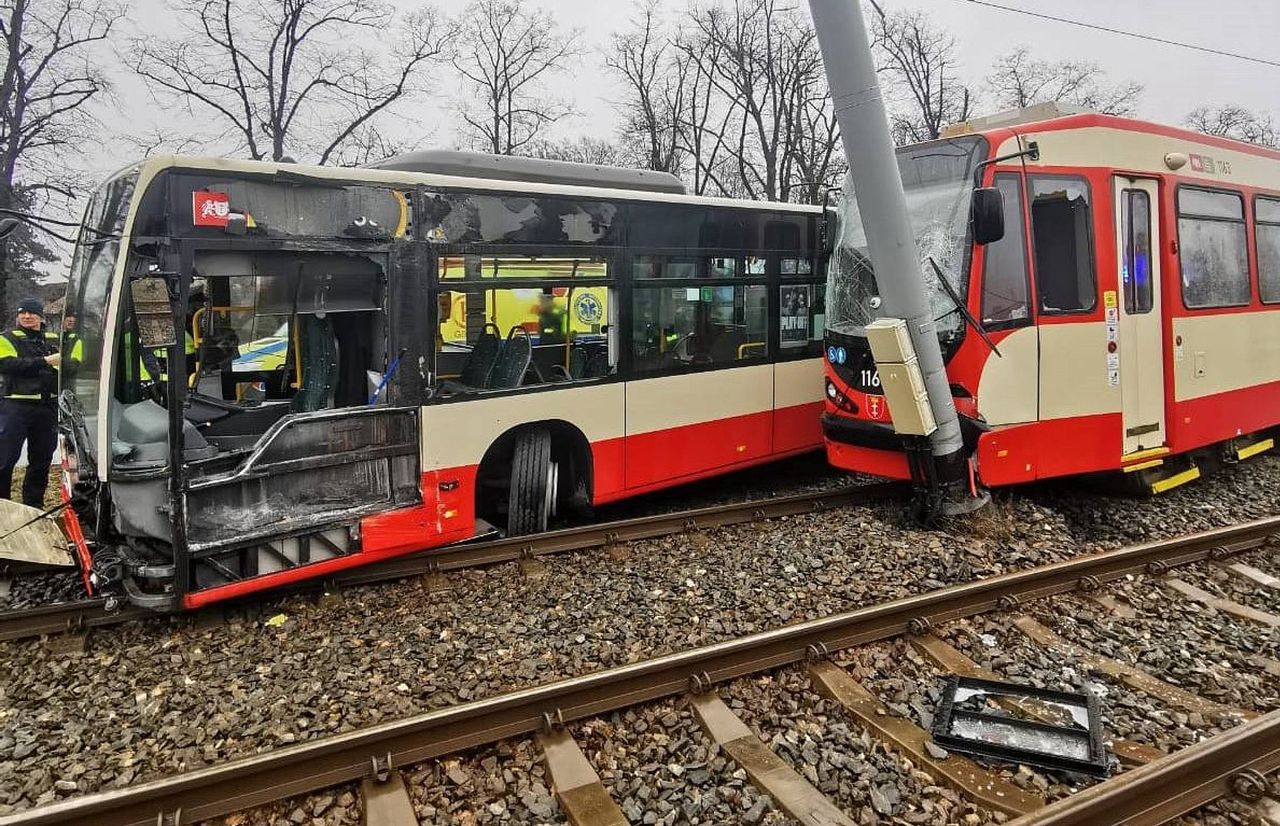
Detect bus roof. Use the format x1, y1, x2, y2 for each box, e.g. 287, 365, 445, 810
131, 154, 823, 215
369, 149, 688, 195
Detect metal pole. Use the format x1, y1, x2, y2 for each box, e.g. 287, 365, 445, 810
807, 0, 965, 466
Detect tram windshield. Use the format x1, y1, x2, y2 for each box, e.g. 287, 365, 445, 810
826, 135, 987, 341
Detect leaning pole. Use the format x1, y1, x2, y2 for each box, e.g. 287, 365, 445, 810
807, 0, 968, 489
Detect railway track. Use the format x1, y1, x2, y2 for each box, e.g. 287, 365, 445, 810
0, 481, 903, 644
3, 513, 1278, 826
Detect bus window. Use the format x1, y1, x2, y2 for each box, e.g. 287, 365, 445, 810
780, 283, 824, 356
434, 254, 616, 394
632, 284, 767, 372
205, 255, 380, 398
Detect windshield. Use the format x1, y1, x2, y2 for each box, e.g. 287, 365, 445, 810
826, 136, 987, 340
63, 167, 139, 469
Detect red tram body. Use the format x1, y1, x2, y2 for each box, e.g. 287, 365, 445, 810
822, 111, 1280, 491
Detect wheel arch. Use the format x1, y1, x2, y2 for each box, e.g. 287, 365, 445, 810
474, 418, 595, 523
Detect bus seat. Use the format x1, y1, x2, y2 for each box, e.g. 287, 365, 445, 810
569, 344, 588, 379
584, 348, 609, 378
487, 328, 533, 389
290, 315, 339, 413
459, 323, 503, 387
438, 324, 502, 395
709, 330, 746, 363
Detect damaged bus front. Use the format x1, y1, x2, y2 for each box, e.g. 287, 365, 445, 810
60, 159, 428, 610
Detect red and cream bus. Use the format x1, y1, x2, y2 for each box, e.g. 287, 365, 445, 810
56, 152, 828, 610
822, 106, 1280, 493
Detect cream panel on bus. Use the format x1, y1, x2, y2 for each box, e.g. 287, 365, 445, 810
997, 127, 1280, 191
626, 365, 775, 436
1038, 322, 1121, 419
977, 326, 1039, 426
1172, 313, 1280, 401
774, 358, 825, 409
420, 382, 626, 470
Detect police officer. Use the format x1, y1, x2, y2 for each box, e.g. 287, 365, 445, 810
0, 298, 60, 508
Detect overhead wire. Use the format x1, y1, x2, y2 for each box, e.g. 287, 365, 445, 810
955, 0, 1280, 69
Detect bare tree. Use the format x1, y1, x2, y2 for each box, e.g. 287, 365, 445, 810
673, 0, 841, 203
452, 0, 581, 155
0, 0, 122, 315
521, 136, 631, 166
671, 28, 735, 196
604, 1, 686, 173
132, 0, 450, 164
872, 8, 973, 144
1185, 105, 1277, 148
986, 47, 1142, 116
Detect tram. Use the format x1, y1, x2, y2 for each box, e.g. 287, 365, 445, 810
51, 151, 828, 609
823, 106, 1280, 493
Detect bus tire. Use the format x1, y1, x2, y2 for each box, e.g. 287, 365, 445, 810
508, 427, 555, 536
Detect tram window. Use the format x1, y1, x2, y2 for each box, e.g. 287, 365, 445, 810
780, 283, 825, 356
1256, 196, 1280, 304
1178, 188, 1250, 309
435, 285, 615, 392
1121, 190, 1154, 314
980, 173, 1031, 327
1029, 176, 1096, 314
632, 284, 768, 372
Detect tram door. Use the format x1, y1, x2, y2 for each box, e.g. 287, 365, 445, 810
1113, 177, 1166, 455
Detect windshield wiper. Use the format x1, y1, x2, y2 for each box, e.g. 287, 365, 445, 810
928, 257, 1001, 358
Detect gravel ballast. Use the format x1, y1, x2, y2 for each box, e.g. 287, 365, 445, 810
2, 455, 1279, 814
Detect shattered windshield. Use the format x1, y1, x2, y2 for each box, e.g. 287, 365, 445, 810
63, 166, 139, 467
826, 135, 987, 339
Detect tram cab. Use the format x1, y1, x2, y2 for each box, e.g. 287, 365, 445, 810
823, 105, 1280, 492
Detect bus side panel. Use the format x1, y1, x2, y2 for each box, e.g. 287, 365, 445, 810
420, 382, 627, 523
360, 466, 479, 555
624, 366, 774, 489
772, 358, 825, 454
590, 437, 627, 501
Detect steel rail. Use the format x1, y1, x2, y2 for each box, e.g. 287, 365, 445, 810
0, 482, 903, 643
1007, 708, 1280, 826
5, 513, 1276, 826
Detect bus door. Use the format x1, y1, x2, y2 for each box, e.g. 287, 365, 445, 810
1113, 177, 1166, 455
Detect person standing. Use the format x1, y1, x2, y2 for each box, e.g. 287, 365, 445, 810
0, 298, 61, 508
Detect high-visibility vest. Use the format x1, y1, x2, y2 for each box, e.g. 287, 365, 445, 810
147, 333, 196, 382
0, 329, 60, 401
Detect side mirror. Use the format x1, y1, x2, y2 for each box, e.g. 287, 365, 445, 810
437, 292, 452, 323
130, 277, 178, 349
971, 187, 1006, 246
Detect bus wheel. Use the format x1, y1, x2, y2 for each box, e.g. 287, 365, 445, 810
508, 427, 557, 535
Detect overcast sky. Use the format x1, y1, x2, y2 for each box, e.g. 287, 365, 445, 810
106, 0, 1277, 167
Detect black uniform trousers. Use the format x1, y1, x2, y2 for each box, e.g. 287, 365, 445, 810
0, 399, 57, 508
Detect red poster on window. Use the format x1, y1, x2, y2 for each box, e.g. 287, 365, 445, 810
192, 191, 231, 227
